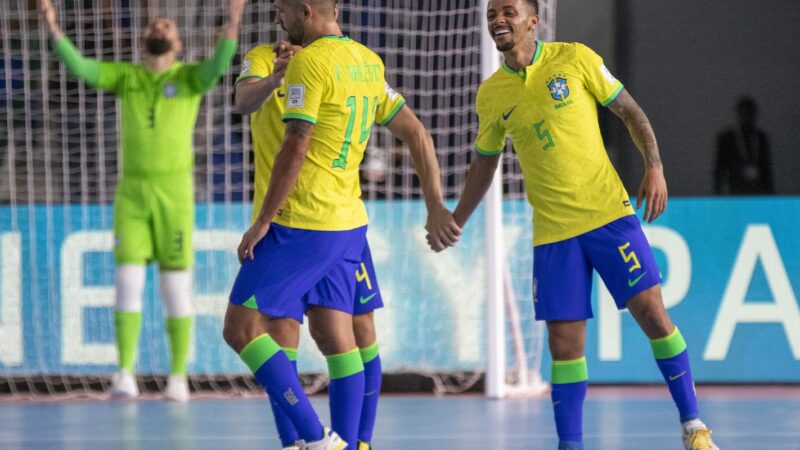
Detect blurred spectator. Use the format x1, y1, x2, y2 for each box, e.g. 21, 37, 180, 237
714, 97, 774, 195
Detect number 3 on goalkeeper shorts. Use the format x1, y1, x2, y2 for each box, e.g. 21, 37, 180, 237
332, 96, 377, 169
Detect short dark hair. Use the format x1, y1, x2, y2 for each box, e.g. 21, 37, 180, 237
736, 96, 757, 114
526, 0, 539, 14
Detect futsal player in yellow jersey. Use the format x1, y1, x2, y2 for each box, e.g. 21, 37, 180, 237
234, 38, 455, 449
223, 1, 459, 449
450, 1, 719, 449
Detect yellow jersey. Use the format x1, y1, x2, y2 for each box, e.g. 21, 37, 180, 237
237, 40, 405, 230
475, 41, 634, 245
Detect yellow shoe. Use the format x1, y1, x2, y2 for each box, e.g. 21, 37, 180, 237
683, 421, 720, 450
357, 441, 371, 450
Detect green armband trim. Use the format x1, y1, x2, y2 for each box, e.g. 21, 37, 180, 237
326, 348, 364, 380
475, 144, 503, 156
53, 37, 100, 86
551, 357, 588, 384
378, 99, 406, 126
359, 342, 380, 364
650, 327, 687, 360
282, 113, 317, 124
239, 334, 281, 373
601, 83, 624, 106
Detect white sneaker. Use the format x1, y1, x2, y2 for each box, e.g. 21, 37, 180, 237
298, 427, 347, 450
109, 370, 139, 399
283, 446, 301, 450
163, 374, 190, 402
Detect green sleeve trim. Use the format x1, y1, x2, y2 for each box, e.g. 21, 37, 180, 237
53, 37, 100, 86
475, 144, 503, 156
378, 99, 406, 126
359, 342, 380, 363
194, 38, 238, 92
239, 334, 281, 373
235, 74, 265, 84
650, 327, 687, 360
282, 347, 298, 362
551, 356, 588, 384
282, 113, 317, 124
242, 295, 258, 310
326, 348, 364, 380
601, 83, 624, 106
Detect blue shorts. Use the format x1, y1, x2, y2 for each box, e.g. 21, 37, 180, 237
533, 215, 661, 321
229, 224, 382, 322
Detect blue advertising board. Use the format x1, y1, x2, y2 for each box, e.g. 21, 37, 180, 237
0, 199, 798, 382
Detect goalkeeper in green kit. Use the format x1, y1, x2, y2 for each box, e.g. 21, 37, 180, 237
39, 0, 245, 401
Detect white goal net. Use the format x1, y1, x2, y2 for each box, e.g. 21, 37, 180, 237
0, 0, 554, 397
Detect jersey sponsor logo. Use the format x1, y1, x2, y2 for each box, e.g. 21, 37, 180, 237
623, 200, 631, 207
276, 91, 285, 98
502, 105, 517, 121
668, 370, 687, 381
240, 59, 251, 76
359, 293, 377, 304
628, 272, 647, 288
600, 64, 618, 86
287, 84, 305, 108
163, 83, 177, 98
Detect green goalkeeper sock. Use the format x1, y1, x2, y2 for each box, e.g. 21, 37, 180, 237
166, 316, 192, 375
115, 311, 142, 373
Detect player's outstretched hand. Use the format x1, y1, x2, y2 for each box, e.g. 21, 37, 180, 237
38, 0, 57, 28
425, 205, 461, 252
229, 0, 246, 21
637, 166, 668, 223
237, 221, 269, 264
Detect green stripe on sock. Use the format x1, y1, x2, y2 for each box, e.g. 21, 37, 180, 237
650, 327, 687, 360
283, 347, 298, 362
359, 342, 379, 364
115, 311, 142, 373
166, 316, 192, 375
239, 334, 282, 373
551, 357, 588, 384
326, 349, 364, 380
242, 295, 258, 310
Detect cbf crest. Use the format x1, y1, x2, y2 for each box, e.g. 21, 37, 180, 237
163, 83, 178, 98
547, 76, 569, 101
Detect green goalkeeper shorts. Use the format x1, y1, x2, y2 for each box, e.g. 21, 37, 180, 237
113, 175, 194, 269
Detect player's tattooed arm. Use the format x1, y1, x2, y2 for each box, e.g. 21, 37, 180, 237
608, 88, 668, 223
238, 120, 312, 262
607, 89, 661, 170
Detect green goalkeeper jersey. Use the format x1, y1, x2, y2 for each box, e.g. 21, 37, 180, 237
53, 38, 237, 178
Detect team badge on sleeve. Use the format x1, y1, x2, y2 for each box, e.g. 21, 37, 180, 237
288, 84, 305, 108
384, 82, 400, 101
240, 59, 251, 76
600, 64, 618, 86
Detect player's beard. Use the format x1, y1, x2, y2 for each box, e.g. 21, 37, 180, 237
287, 29, 304, 46
145, 37, 172, 56
496, 40, 515, 52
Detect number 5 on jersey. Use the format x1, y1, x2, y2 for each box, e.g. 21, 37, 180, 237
332, 95, 378, 169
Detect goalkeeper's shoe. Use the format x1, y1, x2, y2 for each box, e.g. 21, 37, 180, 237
683, 420, 720, 450
163, 374, 190, 402
282, 446, 300, 450
557, 441, 583, 450
298, 427, 347, 450
357, 441, 371, 450
109, 369, 139, 399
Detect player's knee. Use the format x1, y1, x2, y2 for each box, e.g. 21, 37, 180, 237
352, 313, 376, 348
222, 320, 259, 353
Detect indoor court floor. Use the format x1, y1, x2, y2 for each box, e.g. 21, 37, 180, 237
1, 386, 798, 449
